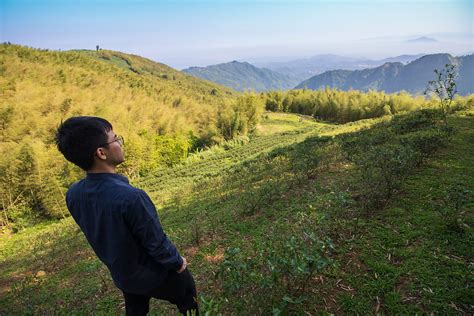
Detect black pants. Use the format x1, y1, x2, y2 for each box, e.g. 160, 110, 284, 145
122, 269, 199, 316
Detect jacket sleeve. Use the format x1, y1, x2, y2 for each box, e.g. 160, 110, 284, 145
123, 189, 183, 271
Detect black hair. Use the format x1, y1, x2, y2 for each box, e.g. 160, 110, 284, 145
55, 116, 113, 171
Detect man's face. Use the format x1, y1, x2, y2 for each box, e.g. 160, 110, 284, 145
103, 129, 125, 166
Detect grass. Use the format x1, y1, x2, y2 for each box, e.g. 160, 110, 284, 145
336, 114, 473, 314
255, 112, 320, 136
0, 111, 472, 314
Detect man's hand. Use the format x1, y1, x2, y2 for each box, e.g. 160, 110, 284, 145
177, 257, 187, 273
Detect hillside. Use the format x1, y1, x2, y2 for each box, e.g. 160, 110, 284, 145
296, 53, 474, 95
0, 44, 239, 147
74, 49, 238, 98
183, 61, 299, 92
1, 107, 472, 314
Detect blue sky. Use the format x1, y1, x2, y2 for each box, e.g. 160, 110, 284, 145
1, 0, 473, 68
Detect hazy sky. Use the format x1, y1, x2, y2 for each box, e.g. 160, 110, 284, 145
1, 0, 473, 69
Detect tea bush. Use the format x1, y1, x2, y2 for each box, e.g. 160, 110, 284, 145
436, 182, 472, 232
218, 213, 334, 313
399, 128, 448, 166
352, 143, 418, 210
342, 109, 453, 212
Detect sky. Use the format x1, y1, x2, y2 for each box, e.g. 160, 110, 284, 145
1, 0, 473, 69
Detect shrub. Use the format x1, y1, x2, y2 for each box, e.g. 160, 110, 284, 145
399, 128, 448, 165
436, 182, 471, 232
240, 179, 288, 216
218, 213, 334, 313
352, 143, 418, 210
340, 127, 393, 160
391, 108, 442, 134
287, 136, 332, 181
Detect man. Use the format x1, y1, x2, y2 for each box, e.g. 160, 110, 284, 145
55, 116, 198, 315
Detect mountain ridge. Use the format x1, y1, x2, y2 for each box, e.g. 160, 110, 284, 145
296, 53, 473, 95
256, 53, 426, 81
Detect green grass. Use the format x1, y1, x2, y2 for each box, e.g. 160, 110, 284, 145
0, 112, 472, 314
255, 112, 320, 136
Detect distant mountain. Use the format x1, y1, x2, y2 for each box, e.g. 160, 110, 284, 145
378, 54, 426, 64
182, 61, 299, 92
295, 53, 474, 95
256, 54, 425, 82
456, 54, 474, 96
407, 36, 438, 43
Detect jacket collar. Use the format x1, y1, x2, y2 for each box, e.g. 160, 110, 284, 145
86, 172, 129, 184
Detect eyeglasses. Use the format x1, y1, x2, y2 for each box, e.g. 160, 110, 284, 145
98, 135, 124, 148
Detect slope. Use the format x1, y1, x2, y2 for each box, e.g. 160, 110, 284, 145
0, 108, 472, 314
0, 44, 258, 226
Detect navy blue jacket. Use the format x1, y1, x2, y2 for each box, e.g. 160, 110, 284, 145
65, 172, 183, 295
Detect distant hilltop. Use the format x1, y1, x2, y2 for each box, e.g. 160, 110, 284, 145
407, 36, 439, 43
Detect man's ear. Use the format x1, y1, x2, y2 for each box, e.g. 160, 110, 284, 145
95, 147, 107, 160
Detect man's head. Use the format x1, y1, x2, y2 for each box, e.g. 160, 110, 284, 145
55, 116, 124, 171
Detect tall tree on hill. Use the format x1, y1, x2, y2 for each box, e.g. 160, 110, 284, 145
425, 64, 458, 128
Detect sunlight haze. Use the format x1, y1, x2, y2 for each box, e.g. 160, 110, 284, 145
1, 0, 473, 68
